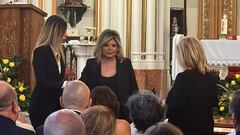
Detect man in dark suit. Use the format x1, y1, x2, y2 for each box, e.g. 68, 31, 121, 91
36, 80, 90, 135
0, 81, 35, 135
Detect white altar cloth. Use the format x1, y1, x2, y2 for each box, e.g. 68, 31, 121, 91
201, 40, 240, 66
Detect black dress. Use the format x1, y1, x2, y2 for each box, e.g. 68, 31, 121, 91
166, 69, 218, 135
28, 45, 65, 129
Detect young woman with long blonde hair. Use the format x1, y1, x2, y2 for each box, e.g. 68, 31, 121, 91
28, 15, 67, 130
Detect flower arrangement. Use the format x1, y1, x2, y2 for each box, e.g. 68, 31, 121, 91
217, 73, 240, 115
0, 56, 31, 111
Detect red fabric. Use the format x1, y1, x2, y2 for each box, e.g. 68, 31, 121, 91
227, 66, 240, 78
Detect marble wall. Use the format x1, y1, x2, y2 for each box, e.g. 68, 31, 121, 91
135, 69, 168, 101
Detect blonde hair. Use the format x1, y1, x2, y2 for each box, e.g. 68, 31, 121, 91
34, 15, 67, 63
94, 29, 124, 63
176, 36, 208, 74
80, 105, 116, 135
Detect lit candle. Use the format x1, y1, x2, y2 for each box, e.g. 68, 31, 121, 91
220, 15, 228, 34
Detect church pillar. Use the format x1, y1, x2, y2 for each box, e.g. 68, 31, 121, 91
131, 0, 142, 68
146, 0, 155, 61
102, 0, 111, 30
110, 0, 126, 52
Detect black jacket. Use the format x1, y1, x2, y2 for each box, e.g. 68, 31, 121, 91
0, 115, 35, 135
28, 45, 65, 128
80, 57, 138, 104
166, 69, 218, 135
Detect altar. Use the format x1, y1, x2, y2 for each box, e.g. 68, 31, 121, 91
201, 40, 239, 134
201, 40, 240, 66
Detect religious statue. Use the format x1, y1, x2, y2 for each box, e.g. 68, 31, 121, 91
172, 17, 179, 35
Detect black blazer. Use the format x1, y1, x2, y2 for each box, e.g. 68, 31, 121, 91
80, 58, 138, 104
0, 115, 35, 135
166, 69, 218, 135
29, 45, 65, 123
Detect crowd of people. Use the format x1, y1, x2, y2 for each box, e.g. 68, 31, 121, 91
1, 15, 239, 135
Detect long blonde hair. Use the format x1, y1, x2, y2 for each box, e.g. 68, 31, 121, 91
176, 36, 208, 74
34, 15, 67, 62
94, 29, 124, 63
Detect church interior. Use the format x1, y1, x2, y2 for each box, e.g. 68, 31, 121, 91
0, 0, 240, 134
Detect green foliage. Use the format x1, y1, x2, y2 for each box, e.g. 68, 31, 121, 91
217, 74, 240, 116
0, 56, 31, 111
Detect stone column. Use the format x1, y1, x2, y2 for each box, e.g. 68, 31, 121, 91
110, 0, 126, 52
146, 0, 156, 61
131, 0, 142, 68
71, 44, 95, 79
102, 0, 111, 30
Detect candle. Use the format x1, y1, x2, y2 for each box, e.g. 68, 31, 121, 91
220, 15, 228, 35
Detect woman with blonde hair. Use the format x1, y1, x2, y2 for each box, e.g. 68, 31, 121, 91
80, 105, 116, 135
80, 29, 138, 122
166, 37, 218, 135
28, 15, 67, 129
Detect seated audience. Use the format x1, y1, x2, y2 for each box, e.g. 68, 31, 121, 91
80, 105, 116, 135
127, 90, 165, 135
0, 81, 35, 135
36, 80, 90, 135
44, 109, 85, 135
91, 85, 131, 135
228, 91, 240, 135
144, 122, 183, 135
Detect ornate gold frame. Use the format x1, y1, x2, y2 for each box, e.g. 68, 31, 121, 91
198, 0, 237, 39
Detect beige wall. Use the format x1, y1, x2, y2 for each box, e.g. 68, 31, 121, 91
170, 0, 184, 8
186, 0, 198, 37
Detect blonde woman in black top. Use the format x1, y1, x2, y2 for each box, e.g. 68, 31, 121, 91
166, 37, 218, 135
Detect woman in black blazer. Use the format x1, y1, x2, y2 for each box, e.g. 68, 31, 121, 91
80, 29, 139, 121
166, 37, 218, 135
28, 15, 67, 129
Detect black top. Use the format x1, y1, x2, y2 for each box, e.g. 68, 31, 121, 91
80, 57, 138, 104
166, 69, 218, 135
0, 115, 35, 135
28, 45, 65, 128
99, 74, 118, 96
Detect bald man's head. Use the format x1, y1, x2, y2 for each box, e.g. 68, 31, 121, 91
61, 80, 90, 111
44, 109, 85, 135
0, 81, 18, 121
0, 81, 17, 110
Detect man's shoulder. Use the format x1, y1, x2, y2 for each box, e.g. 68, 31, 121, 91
16, 126, 35, 135
0, 126, 35, 135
